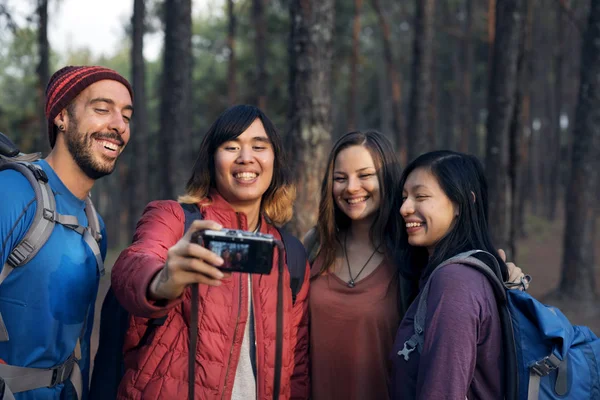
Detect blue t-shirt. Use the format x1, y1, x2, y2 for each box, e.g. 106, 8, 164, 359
0, 160, 106, 400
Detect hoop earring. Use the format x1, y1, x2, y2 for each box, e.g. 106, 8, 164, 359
58, 125, 65, 131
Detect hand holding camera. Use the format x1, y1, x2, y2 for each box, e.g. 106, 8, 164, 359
148, 219, 230, 301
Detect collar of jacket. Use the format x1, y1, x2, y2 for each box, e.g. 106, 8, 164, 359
200, 188, 269, 233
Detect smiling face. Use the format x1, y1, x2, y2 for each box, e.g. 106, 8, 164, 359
214, 118, 275, 211
400, 167, 457, 254
57, 80, 133, 180
332, 145, 381, 223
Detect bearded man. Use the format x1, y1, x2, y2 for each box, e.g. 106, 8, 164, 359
0, 66, 133, 400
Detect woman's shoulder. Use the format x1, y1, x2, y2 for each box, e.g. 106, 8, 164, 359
428, 263, 495, 298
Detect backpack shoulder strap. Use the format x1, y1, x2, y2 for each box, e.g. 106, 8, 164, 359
399, 250, 507, 360
0, 161, 55, 272
277, 228, 307, 304
180, 202, 202, 231
302, 226, 320, 265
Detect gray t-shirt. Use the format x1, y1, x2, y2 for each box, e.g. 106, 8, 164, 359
390, 263, 505, 399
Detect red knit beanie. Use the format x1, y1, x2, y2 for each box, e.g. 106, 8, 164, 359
45, 65, 133, 148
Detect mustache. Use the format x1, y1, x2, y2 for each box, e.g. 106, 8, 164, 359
91, 132, 125, 147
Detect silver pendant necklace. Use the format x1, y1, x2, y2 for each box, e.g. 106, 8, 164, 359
343, 233, 380, 288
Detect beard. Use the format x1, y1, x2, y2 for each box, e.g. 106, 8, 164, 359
64, 118, 125, 181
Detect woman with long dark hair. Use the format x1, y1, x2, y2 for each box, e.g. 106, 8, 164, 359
390, 150, 508, 399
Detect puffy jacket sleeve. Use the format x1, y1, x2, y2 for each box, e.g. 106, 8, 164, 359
111, 200, 186, 318
290, 261, 311, 399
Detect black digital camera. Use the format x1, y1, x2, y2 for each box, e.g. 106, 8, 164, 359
191, 229, 275, 274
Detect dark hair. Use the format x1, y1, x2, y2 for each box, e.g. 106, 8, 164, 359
179, 104, 296, 225
314, 130, 403, 274
397, 150, 508, 281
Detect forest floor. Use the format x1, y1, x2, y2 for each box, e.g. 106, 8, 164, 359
89, 212, 600, 372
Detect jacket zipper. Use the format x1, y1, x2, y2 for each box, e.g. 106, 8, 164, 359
221, 214, 246, 399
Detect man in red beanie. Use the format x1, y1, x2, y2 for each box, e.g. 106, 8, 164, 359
0, 65, 133, 400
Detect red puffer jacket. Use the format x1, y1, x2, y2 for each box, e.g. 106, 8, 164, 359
111, 194, 310, 400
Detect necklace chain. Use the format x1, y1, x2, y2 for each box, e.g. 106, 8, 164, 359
343, 233, 380, 288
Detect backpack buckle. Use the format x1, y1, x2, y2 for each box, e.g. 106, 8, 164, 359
43, 208, 54, 222
24, 163, 48, 183
50, 355, 76, 387
531, 355, 560, 376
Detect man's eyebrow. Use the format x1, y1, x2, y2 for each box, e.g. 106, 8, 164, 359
90, 97, 134, 113
253, 137, 271, 143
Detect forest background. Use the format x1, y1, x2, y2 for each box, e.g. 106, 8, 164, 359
0, 0, 598, 342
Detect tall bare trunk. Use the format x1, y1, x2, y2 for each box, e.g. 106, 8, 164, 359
159, 0, 193, 199
559, 0, 600, 301
509, 0, 532, 257
36, 0, 49, 153
371, 0, 405, 165
459, 0, 474, 153
346, 0, 363, 132
227, 0, 237, 105
128, 0, 149, 234
548, 0, 565, 220
252, 0, 267, 110
485, 0, 524, 254
286, 0, 335, 237
407, 0, 435, 161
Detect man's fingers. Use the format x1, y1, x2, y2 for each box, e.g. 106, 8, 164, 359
182, 219, 223, 241
180, 270, 226, 287
181, 257, 227, 280
178, 242, 224, 266
498, 248, 506, 262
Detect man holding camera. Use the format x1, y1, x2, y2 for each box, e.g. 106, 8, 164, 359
110, 105, 310, 399
0, 66, 133, 399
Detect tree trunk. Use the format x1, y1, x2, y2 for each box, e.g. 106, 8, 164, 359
559, 0, 600, 301
227, 0, 237, 105
286, 0, 335, 238
459, 0, 474, 153
36, 0, 49, 153
548, 0, 565, 220
509, 0, 532, 257
128, 0, 149, 234
159, 0, 193, 200
406, 0, 435, 161
370, 0, 405, 165
485, 0, 523, 254
252, 0, 267, 110
346, 0, 363, 132
516, 0, 534, 238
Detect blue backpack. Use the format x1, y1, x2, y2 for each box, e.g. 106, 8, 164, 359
402, 250, 600, 400
89, 203, 307, 399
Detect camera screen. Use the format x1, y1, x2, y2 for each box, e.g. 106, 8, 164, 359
208, 242, 250, 271
204, 238, 274, 274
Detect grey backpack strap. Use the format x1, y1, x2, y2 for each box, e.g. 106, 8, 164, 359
398, 250, 506, 361
82, 196, 104, 277
0, 350, 82, 398
0, 162, 55, 343
2, 162, 56, 271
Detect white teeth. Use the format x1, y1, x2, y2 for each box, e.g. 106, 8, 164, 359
234, 172, 258, 180
406, 222, 423, 228
347, 197, 368, 204
100, 140, 118, 151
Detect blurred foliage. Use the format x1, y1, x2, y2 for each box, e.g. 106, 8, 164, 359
0, 0, 422, 153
